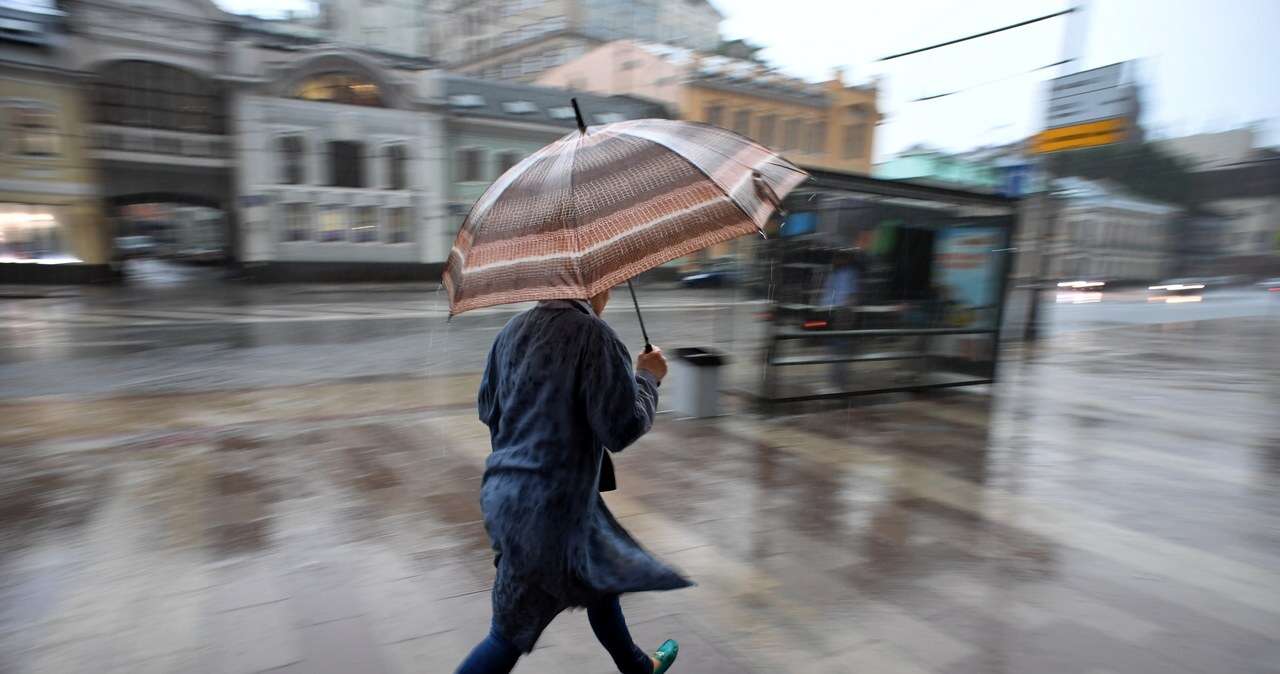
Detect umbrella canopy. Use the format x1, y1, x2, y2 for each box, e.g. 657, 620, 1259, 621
442, 117, 808, 316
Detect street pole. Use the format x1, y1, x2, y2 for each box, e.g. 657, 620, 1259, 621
1024, 0, 1088, 342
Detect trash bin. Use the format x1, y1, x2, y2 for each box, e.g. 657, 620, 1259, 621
670, 347, 728, 418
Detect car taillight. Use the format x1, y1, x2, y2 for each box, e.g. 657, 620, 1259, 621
802, 319, 828, 330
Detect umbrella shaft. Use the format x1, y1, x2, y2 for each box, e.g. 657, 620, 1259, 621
626, 279, 653, 352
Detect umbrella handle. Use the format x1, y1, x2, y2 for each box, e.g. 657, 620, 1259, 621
626, 279, 653, 352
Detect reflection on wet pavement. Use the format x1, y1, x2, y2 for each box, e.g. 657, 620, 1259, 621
0, 317, 1278, 673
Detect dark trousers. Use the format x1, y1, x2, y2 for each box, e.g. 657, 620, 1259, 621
456, 595, 653, 674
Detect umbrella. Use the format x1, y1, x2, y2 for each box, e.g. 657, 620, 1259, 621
442, 99, 808, 349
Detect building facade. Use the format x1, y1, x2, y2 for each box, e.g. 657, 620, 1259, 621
0, 0, 108, 282
1051, 177, 1179, 283
1, 0, 455, 283
1160, 129, 1279, 274
437, 0, 722, 83
537, 41, 879, 174
262, 0, 433, 59
441, 74, 668, 254
231, 35, 447, 280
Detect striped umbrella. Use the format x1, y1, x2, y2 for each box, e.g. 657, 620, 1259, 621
442, 101, 808, 346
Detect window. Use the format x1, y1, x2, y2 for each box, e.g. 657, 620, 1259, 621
496, 150, 522, 175
0, 204, 75, 263
843, 105, 869, 160
319, 206, 347, 242
91, 60, 226, 135
294, 72, 385, 108
842, 124, 866, 159
449, 94, 486, 108
12, 108, 60, 156
457, 147, 485, 182
502, 101, 538, 114
387, 207, 411, 243
282, 202, 310, 242
278, 135, 306, 184
731, 109, 751, 136
783, 118, 801, 151
353, 206, 379, 242
386, 144, 408, 190
809, 122, 826, 155
704, 103, 723, 127
329, 141, 365, 188
757, 114, 777, 148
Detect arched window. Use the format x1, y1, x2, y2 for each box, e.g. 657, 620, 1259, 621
293, 72, 385, 108
92, 61, 225, 134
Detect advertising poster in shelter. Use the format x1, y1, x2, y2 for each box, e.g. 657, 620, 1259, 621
935, 226, 1002, 322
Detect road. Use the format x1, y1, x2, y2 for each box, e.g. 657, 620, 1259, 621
1, 262, 1278, 673
2, 265, 1275, 399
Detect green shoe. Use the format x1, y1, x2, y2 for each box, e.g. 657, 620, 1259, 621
652, 639, 679, 674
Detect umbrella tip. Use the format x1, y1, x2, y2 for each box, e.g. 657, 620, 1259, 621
570, 98, 587, 134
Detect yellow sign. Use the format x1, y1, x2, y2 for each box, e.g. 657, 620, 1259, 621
1032, 117, 1128, 154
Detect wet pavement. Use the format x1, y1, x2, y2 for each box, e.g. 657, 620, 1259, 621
1, 277, 1279, 673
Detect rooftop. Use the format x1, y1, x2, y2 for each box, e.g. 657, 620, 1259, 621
443, 74, 671, 128
634, 41, 848, 100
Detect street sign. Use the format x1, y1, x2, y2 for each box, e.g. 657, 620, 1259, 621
1047, 63, 1123, 98
1035, 62, 1135, 154
1044, 84, 1136, 128
1032, 117, 1126, 154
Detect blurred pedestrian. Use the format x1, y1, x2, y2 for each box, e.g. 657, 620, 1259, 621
455, 289, 688, 674
822, 249, 861, 392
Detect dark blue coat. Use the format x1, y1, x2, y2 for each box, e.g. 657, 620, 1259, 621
478, 300, 691, 633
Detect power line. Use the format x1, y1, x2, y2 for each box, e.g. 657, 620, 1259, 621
877, 8, 1075, 62
911, 59, 1072, 102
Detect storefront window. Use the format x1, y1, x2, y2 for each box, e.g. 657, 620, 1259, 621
318, 206, 347, 242
283, 202, 310, 242
0, 204, 77, 263
353, 206, 379, 242
387, 207, 411, 243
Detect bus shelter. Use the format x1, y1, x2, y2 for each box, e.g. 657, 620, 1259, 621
753, 170, 1018, 403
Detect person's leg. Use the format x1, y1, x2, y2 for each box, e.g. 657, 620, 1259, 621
587, 595, 654, 674
456, 622, 521, 674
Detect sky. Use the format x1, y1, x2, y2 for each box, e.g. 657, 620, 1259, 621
217, 0, 1280, 160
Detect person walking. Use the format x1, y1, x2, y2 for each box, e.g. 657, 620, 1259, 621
454, 287, 689, 674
